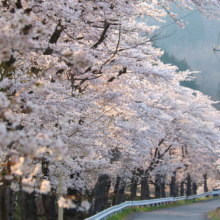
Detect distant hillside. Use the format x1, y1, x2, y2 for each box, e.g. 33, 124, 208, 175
212, 81, 220, 110
160, 50, 200, 91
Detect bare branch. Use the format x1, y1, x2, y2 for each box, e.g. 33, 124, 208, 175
91, 20, 110, 49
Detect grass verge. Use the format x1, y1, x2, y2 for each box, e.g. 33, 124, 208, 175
107, 197, 213, 220
209, 207, 220, 220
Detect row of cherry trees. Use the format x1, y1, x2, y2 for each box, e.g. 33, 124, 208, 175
1, 0, 220, 219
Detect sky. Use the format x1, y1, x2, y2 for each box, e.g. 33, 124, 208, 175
147, 6, 220, 99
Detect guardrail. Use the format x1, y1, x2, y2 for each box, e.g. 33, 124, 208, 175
85, 191, 220, 220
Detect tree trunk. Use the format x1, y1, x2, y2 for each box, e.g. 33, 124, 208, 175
161, 181, 166, 198
141, 174, 150, 200
186, 174, 191, 197
87, 190, 94, 217
180, 181, 184, 196
130, 176, 138, 201
0, 182, 10, 220
42, 191, 56, 220
20, 190, 37, 220
8, 185, 16, 220
170, 172, 176, 197
93, 175, 109, 214
203, 174, 208, 192
103, 177, 111, 210
0, 179, 16, 220
155, 175, 161, 199
112, 176, 126, 205
117, 179, 126, 204
112, 176, 120, 206
42, 193, 57, 220
64, 188, 83, 220
175, 182, 179, 197
41, 158, 56, 220
192, 182, 197, 195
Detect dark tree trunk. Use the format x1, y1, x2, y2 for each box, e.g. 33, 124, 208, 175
161, 181, 166, 198
170, 172, 176, 197
186, 174, 191, 197
41, 157, 56, 220
103, 177, 111, 210
175, 182, 179, 197
130, 176, 138, 201
20, 190, 37, 220
117, 178, 126, 204
155, 175, 161, 199
42, 193, 57, 220
8, 185, 16, 220
203, 174, 208, 192
0, 165, 16, 220
93, 175, 110, 214
112, 176, 126, 205
0, 182, 10, 220
141, 174, 150, 200
180, 181, 184, 196
112, 176, 120, 206
87, 190, 94, 217
192, 182, 197, 195
64, 188, 83, 220
41, 194, 49, 219
42, 190, 57, 220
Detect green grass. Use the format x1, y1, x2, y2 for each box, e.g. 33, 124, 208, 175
107, 197, 213, 220
209, 207, 220, 220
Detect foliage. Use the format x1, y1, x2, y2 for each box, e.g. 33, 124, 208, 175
209, 207, 220, 220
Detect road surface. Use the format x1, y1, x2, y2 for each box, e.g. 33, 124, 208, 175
126, 198, 220, 220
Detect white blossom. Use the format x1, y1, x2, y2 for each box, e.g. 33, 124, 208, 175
11, 181, 20, 192
40, 180, 51, 194
22, 178, 35, 193
58, 197, 76, 209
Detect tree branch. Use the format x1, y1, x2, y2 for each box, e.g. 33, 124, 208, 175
91, 20, 110, 49
44, 19, 64, 55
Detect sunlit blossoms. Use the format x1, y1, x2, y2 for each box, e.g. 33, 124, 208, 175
40, 180, 51, 194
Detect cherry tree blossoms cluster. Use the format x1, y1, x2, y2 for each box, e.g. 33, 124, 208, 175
1, 0, 220, 217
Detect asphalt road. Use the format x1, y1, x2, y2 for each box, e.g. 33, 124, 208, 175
126, 198, 220, 220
